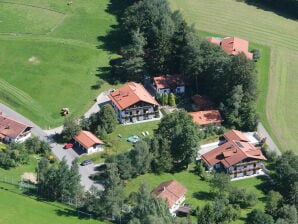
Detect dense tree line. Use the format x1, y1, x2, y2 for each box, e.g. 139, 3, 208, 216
36, 158, 82, 200
105, 110, 200, 180
109, 0, 259, 131
245, 0, 298, 19
0, 137, 51, 169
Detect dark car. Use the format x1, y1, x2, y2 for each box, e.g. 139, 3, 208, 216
80, 160, 92, 166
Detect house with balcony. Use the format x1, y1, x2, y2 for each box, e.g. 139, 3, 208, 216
201, 130, 267, 179
152, 75, 185, 95
0, 114, 32, 143
108, 82, 159, 124
152, 180, 187, 216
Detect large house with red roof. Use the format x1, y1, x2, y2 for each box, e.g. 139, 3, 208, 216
152, 180, 187, 216
108, 82, 159, 124
189, 110, 223, 129
0, 114, 32, 143
201, 130, 266, 179
152, 75, 185, 95
208, 36, 253, 60
73, 130, 104, 154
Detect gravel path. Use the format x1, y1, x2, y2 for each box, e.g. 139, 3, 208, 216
257, 122, 282, 155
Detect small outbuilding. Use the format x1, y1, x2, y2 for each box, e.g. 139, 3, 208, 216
73, 130, 104, 154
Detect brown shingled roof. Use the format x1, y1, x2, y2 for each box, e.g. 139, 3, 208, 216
153, 75, 185, 90
108, 82, 159, 110
189, 110, 223, 126
201, 130, 266, 168
0, 114, 32, 139
152, 180, 187, 208
73, 130, 104, 149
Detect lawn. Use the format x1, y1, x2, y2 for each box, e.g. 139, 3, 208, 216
78, 120, 160, 163
124, 168, 266, 224
0, 2, 65, 34
170, 0, 298, 153
0, 189, 104, 224
0, 0, 118, 128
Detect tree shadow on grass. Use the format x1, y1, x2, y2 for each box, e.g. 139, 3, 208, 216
254, 175, 273, 194
96, 0, 129, 53
192, 191, 214, 201
240, 0, 298, 20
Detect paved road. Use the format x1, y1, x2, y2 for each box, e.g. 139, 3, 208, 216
257, 122, 281, 156
0, 103, 103, 191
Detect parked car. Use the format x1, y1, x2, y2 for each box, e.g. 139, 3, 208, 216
64, 143, 73, 149
80, 160, 92, 166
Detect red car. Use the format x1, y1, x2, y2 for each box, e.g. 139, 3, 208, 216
64, 143, 73, 149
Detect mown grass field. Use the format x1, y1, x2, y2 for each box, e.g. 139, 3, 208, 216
124, 168, 266, 224
0, 189, 104, 224
0, 0, 117, 128
170, 0, 298, 152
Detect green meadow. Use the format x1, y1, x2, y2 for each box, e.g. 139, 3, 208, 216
0, 0, 117, 128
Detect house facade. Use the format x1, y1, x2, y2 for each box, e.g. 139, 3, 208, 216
152, 180, 187, 216
0, 114, 32, 143
208, 36, 253, 60
152, 75, 185, 95
73, 130, 104, 154
189, 110, 223, 129
108, 82, 159, 124
201, 130, 266, 179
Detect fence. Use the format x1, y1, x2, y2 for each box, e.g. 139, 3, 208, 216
0, 175, 92, 219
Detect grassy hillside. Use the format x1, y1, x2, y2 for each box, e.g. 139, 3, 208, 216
0, 0, 117, 128
170, 0, 298, 152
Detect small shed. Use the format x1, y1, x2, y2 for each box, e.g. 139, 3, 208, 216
73, 130, 104, 154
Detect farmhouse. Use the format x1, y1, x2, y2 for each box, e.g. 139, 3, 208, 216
189, 110, 223, 129
108, 82, 159, 124
0, 114, 32, 143
152, 75, 185, 94
152, 180, 187, 216
208, 36, 253, 60
201, 130, 267, 179
73, 130, 104, 154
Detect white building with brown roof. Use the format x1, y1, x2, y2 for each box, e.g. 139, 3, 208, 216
152, 180, 187, 216
0, 114, 32, 143
201, 130, 266, 179
108, 82, 159, 124
152, 75, 185, 95
73, 130, 104, 154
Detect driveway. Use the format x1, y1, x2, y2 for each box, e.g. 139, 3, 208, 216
0, 103, 103, 191
257, 122, 281, 155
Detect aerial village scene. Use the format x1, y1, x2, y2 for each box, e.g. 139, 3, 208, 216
0, 0, 297, 224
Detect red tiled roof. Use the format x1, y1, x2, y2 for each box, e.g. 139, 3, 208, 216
223, 129, 248, 142
189, 110, 223, 126
152, 180, 187, 208
108, 82, 159, 110
0, 114, 32, 139
220, 37, 253, 60
153, 75, 185, 90
74, 130, 104, 149
201, 130, 266, 168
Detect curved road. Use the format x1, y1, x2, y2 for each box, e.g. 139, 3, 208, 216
0, 102, 104, 191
